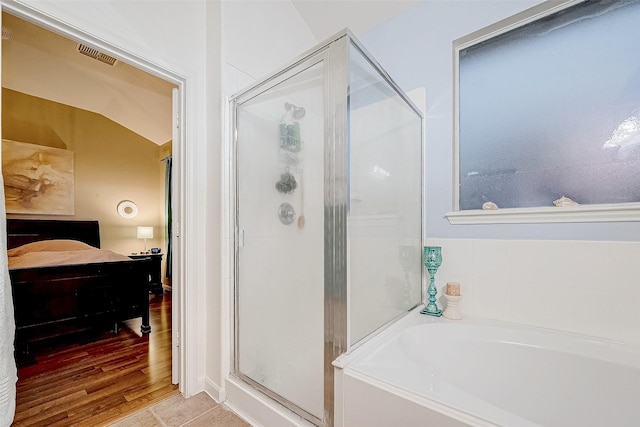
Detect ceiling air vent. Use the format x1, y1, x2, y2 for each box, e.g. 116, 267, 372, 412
76, 43, 118, 66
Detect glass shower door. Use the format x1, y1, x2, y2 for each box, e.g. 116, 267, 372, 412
347, 43, 423, 346
234, 59, 325, 421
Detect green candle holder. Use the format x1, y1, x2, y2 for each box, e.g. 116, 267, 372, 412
421, 246, 442, 317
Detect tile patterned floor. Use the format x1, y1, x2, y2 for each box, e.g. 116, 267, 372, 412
107, 392, 250, 427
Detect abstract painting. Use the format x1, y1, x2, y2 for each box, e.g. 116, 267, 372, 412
2, 140, 75, 215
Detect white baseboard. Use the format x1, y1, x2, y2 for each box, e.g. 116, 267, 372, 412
205, 377, 226, 403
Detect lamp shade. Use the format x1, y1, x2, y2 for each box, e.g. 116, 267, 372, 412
137, 226, 154, 239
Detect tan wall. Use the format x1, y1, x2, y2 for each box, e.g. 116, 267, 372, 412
2, 88, 167, 258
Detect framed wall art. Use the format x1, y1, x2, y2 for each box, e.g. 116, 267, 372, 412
2, 139, 75, 215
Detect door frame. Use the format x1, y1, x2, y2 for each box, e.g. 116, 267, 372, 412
0, 0, 188, 393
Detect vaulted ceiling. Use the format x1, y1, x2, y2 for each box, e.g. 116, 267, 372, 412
291, 0, 419, 40
1, 12, 176, 146
1, 2, 419, 146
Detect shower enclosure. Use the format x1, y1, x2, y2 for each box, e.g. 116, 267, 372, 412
230, 30, 423, 426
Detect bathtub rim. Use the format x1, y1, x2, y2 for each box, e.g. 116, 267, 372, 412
333, 305, 640, 427
333, 305, 424, 369
335, 304, 640, 370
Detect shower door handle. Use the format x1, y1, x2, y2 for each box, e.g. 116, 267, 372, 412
238, 229, 245, 248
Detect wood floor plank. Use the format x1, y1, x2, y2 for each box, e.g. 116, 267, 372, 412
13, 390, 88, 422
12, 292, 177, 427
67, 386, 181, 427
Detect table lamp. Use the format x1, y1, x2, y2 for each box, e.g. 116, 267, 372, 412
137, 226, 154, 252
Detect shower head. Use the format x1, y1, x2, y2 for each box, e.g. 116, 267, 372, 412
292, 105, 305, 120
285, 102, 306, 120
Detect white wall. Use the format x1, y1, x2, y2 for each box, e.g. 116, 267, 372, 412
205, 0, 224, 399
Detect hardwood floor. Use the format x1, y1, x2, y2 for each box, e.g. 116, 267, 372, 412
12, 292, 178, 427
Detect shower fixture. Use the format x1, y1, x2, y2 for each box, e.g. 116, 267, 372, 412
280, 104, 302, 152
278, 202, 296, 225
275, 169, 297, 194
285, 102, 306, 120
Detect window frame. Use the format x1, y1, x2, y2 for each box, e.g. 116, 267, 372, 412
447, 0, 640, 224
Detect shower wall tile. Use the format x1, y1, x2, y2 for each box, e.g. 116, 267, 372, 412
606, 295, 640, 344
607, 242, 640, 296
426, 237, 640, 346
431, 238, 473, 278
470, 279, 512, 321
471, 240, 513, 283
508, 284, 556, 329
349, 236, 418, 344
224, 64, 255, 97
509, 240, 563, 286
550, 287, 612, 338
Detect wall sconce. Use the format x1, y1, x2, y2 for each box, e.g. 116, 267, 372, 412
137, 226, 154, 252
117, 200, 138, 218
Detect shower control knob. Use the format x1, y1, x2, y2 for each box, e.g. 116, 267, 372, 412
278, 202, 296, 225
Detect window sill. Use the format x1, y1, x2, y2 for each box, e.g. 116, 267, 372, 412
446, 202, 640, 224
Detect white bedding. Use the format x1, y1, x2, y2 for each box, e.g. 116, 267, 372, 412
0, 198, 16, 427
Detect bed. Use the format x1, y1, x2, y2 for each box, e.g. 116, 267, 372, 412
7, 218, 152, 364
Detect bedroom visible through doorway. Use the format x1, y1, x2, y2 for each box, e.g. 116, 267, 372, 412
1, 8, 183, 424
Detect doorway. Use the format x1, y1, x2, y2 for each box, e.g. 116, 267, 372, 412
1, 5, 185, 424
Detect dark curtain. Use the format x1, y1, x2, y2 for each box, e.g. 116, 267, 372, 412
164, 156, 172, 281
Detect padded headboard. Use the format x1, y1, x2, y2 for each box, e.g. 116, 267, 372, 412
6, 219, 101, 249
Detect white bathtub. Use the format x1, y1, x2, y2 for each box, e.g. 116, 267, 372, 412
334, 310, 640, 427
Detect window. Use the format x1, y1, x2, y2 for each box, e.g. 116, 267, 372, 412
449, 0, 640, 224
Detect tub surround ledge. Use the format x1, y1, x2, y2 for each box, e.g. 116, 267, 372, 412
334, 310, 640, 427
